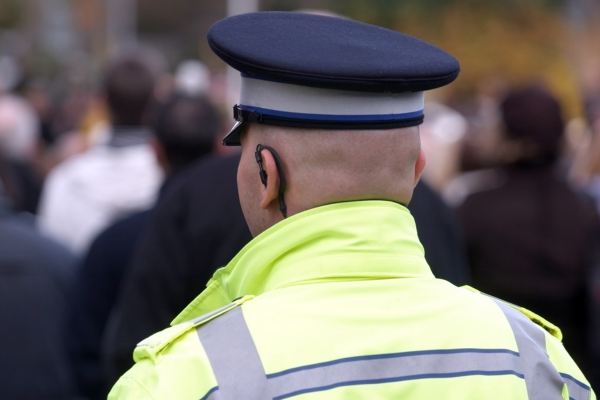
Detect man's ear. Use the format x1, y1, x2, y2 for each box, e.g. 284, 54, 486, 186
259, 148, 281, 210
414, 148, 426, 186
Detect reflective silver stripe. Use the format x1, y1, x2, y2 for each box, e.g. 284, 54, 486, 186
493, 300, 565, 400
561, 373, 592, 400
197, 299, 581, 400
267, 349, 523, 400
197, 307, 271, 400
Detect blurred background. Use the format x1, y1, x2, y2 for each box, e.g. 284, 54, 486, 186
2, 0, 600, 398
2, 0, 600, 183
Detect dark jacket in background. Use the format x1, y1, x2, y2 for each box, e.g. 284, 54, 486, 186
0, 212, 76, 399
409, 180, 469, 286
458, 164, 600, 377
67, 209, 152, 400
0, 157, 42, 215
102, 153, 252, 386
66, 173, 184, 400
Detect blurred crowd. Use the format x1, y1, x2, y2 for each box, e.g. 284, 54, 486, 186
1, 30, 600, 400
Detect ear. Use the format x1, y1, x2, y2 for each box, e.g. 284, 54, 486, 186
259, 148, 281, 210
414, 148, 427, 186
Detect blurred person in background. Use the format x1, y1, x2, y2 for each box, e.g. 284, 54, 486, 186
571, 91, 600, 390
574, 93, 600, 213
174, 60, 211, 96
0, 152, 77, 399
38, 53, 163, 254
457, 85, 600, 381
22, 79, 101, 177
23, 81, 57, 149
408, 180, 470, 286
66, 93, 223, 400
101, 153, 252, 388
409, 102, 470, 286
0, 94, 38, 162
0, 93, 43, 214
591, 261, 600, 393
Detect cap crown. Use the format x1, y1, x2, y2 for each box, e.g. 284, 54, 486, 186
208, 11, 459, 93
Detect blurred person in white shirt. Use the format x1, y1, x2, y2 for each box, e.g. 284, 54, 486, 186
38, 53, 163, 254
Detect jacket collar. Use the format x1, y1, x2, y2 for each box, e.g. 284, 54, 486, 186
172, 200, 433, 324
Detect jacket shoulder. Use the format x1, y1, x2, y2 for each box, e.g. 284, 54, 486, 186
133, 295, 255, 362
461, 286, 562, 341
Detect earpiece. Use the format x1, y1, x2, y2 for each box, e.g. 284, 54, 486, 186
255, 147, 268, 186
255, 144, 287, 218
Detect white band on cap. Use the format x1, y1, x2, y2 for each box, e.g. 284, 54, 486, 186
239, 75, 424, 121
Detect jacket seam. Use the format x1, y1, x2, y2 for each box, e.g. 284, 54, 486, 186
120, 376, 159, 400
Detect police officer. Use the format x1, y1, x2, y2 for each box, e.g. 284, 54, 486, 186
109, 12, 594, 400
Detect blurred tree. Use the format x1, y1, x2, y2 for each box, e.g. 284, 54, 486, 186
327, 0, 580, 118
335, 0, 566, 28
261, 0, 337, 12
0, 0, 24, 30
117, 0, 600, 119
398, 0, 580, 118
137, 0, 225, 68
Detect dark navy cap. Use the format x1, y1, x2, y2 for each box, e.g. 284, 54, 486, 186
207, 11, 460, 146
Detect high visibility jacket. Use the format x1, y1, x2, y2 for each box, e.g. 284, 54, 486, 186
108, 201, 595, 400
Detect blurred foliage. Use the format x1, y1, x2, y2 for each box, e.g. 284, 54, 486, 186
262, 0, 338, 12
261, 0, 583, 118
3, 0, 596, 120
337, 0, 582, 119
139, 0, 194, 33
0, 0, 24, 29
337, 0, 566, 27
27, 49, 63, 83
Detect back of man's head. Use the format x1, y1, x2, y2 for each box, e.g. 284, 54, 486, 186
208, 12, 457, 235
237, 123, 424, 236
152, 94, 222, 171
254, 124, 421, 204
103, 56, 156, 126
500, 85, 564, 161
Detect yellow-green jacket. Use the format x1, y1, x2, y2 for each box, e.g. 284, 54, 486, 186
109, 201, 595, 400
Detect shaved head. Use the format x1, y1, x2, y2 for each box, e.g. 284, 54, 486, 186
237, 124, 424, 236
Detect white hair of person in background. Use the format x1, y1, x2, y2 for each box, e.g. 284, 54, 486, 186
419, 102, 467, 195
174, 60, 210, 96
0, 94, 39, 162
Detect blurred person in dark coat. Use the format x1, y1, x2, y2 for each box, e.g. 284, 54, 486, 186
67, 94, 222, 400
409, 180, 470, 286
101, 152, 252, 387
457, 85, 600, 379
571, 90, 600, 392
0, 153, 77, 399
0, 94, 43, 214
